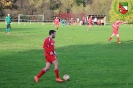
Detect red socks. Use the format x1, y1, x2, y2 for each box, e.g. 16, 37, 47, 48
36, 68, 60, 79
54, 68, 59, 78
108, 37, 112, 42
108, 37, 120, 43
37, 69, 45, 78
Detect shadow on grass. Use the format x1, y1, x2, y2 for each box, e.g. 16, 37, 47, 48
0, 41, 133, 88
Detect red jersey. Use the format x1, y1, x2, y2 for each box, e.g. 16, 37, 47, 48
70, 19, 74, 24
43, 37, 55, 57
88, 17, 92, 23
54, 18, 59, 25
112, 21, 124, 34
82, 17, 85, 22
112, 21, 124, 29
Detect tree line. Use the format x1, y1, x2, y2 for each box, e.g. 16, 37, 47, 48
0, 0, 111, 19
0, 0, 133, 23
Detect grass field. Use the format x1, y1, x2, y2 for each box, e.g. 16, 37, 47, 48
0, 22, 133, 88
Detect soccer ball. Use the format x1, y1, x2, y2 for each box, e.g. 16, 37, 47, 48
63, 74, 70, 81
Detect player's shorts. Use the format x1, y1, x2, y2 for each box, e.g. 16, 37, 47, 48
55, 23, 59, 25
70, 22, 74, 25
45, 55, 56, 63
89, 23, 92, 26
112, 26, 118, 35
113, 31, 119, 35
7, 24, 11, 28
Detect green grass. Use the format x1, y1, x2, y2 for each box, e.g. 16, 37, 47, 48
0, 22, 133, 88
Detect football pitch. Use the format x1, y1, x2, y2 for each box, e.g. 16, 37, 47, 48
0, 22, 133, 88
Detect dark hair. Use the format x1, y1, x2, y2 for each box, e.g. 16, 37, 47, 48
49, 30, 56, 35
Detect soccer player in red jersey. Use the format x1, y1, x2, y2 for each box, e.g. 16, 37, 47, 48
70, 18, 74, 26
82, 16, 86, 25
54, 17, 60, 30
88, 16, 92, 30
108, 19, 127, 44
34, 30, 63, 83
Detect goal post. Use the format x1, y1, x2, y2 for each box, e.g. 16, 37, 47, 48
18, 14, 44, 25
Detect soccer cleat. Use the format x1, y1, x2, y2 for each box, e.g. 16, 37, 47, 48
118, 42, 121, 44
87, 28, 90, 30
34, 76, 39, 83
56, 78, 63, 83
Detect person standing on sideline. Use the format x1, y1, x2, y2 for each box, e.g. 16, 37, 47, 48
54, 17, 60, 30
108, 19, 127, 44
76, 18, 80, 25
82, 16, 86, 25
61, 19, 65, 26
70, 18, 74, 26
101, 18, 104, 26
5, 14, 11, 34
88, 16, 92, 30
93, 17, 97, 25
34, 30, 63, 83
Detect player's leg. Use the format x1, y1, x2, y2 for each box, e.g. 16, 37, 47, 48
55, 25, 57, 29
8, 24, 11, 34
52, 59, 63, 82
108, 33, 115, 43
70, 22, 72, 26
54, 24, 57, 29
34, 62, 51, 83
77, 22, 79, 25
76, 22, 78, 25
55, 24, 58, 30
88, 23, 92, 30
6, 24, 11, 34
116, 34, 121, 43
6, 24, 8, 33
88, 24, 90, 30
71, 22, 73, 26
63, 23, 65, 26
53, 60, 59, 78
57, 24, 59, 29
